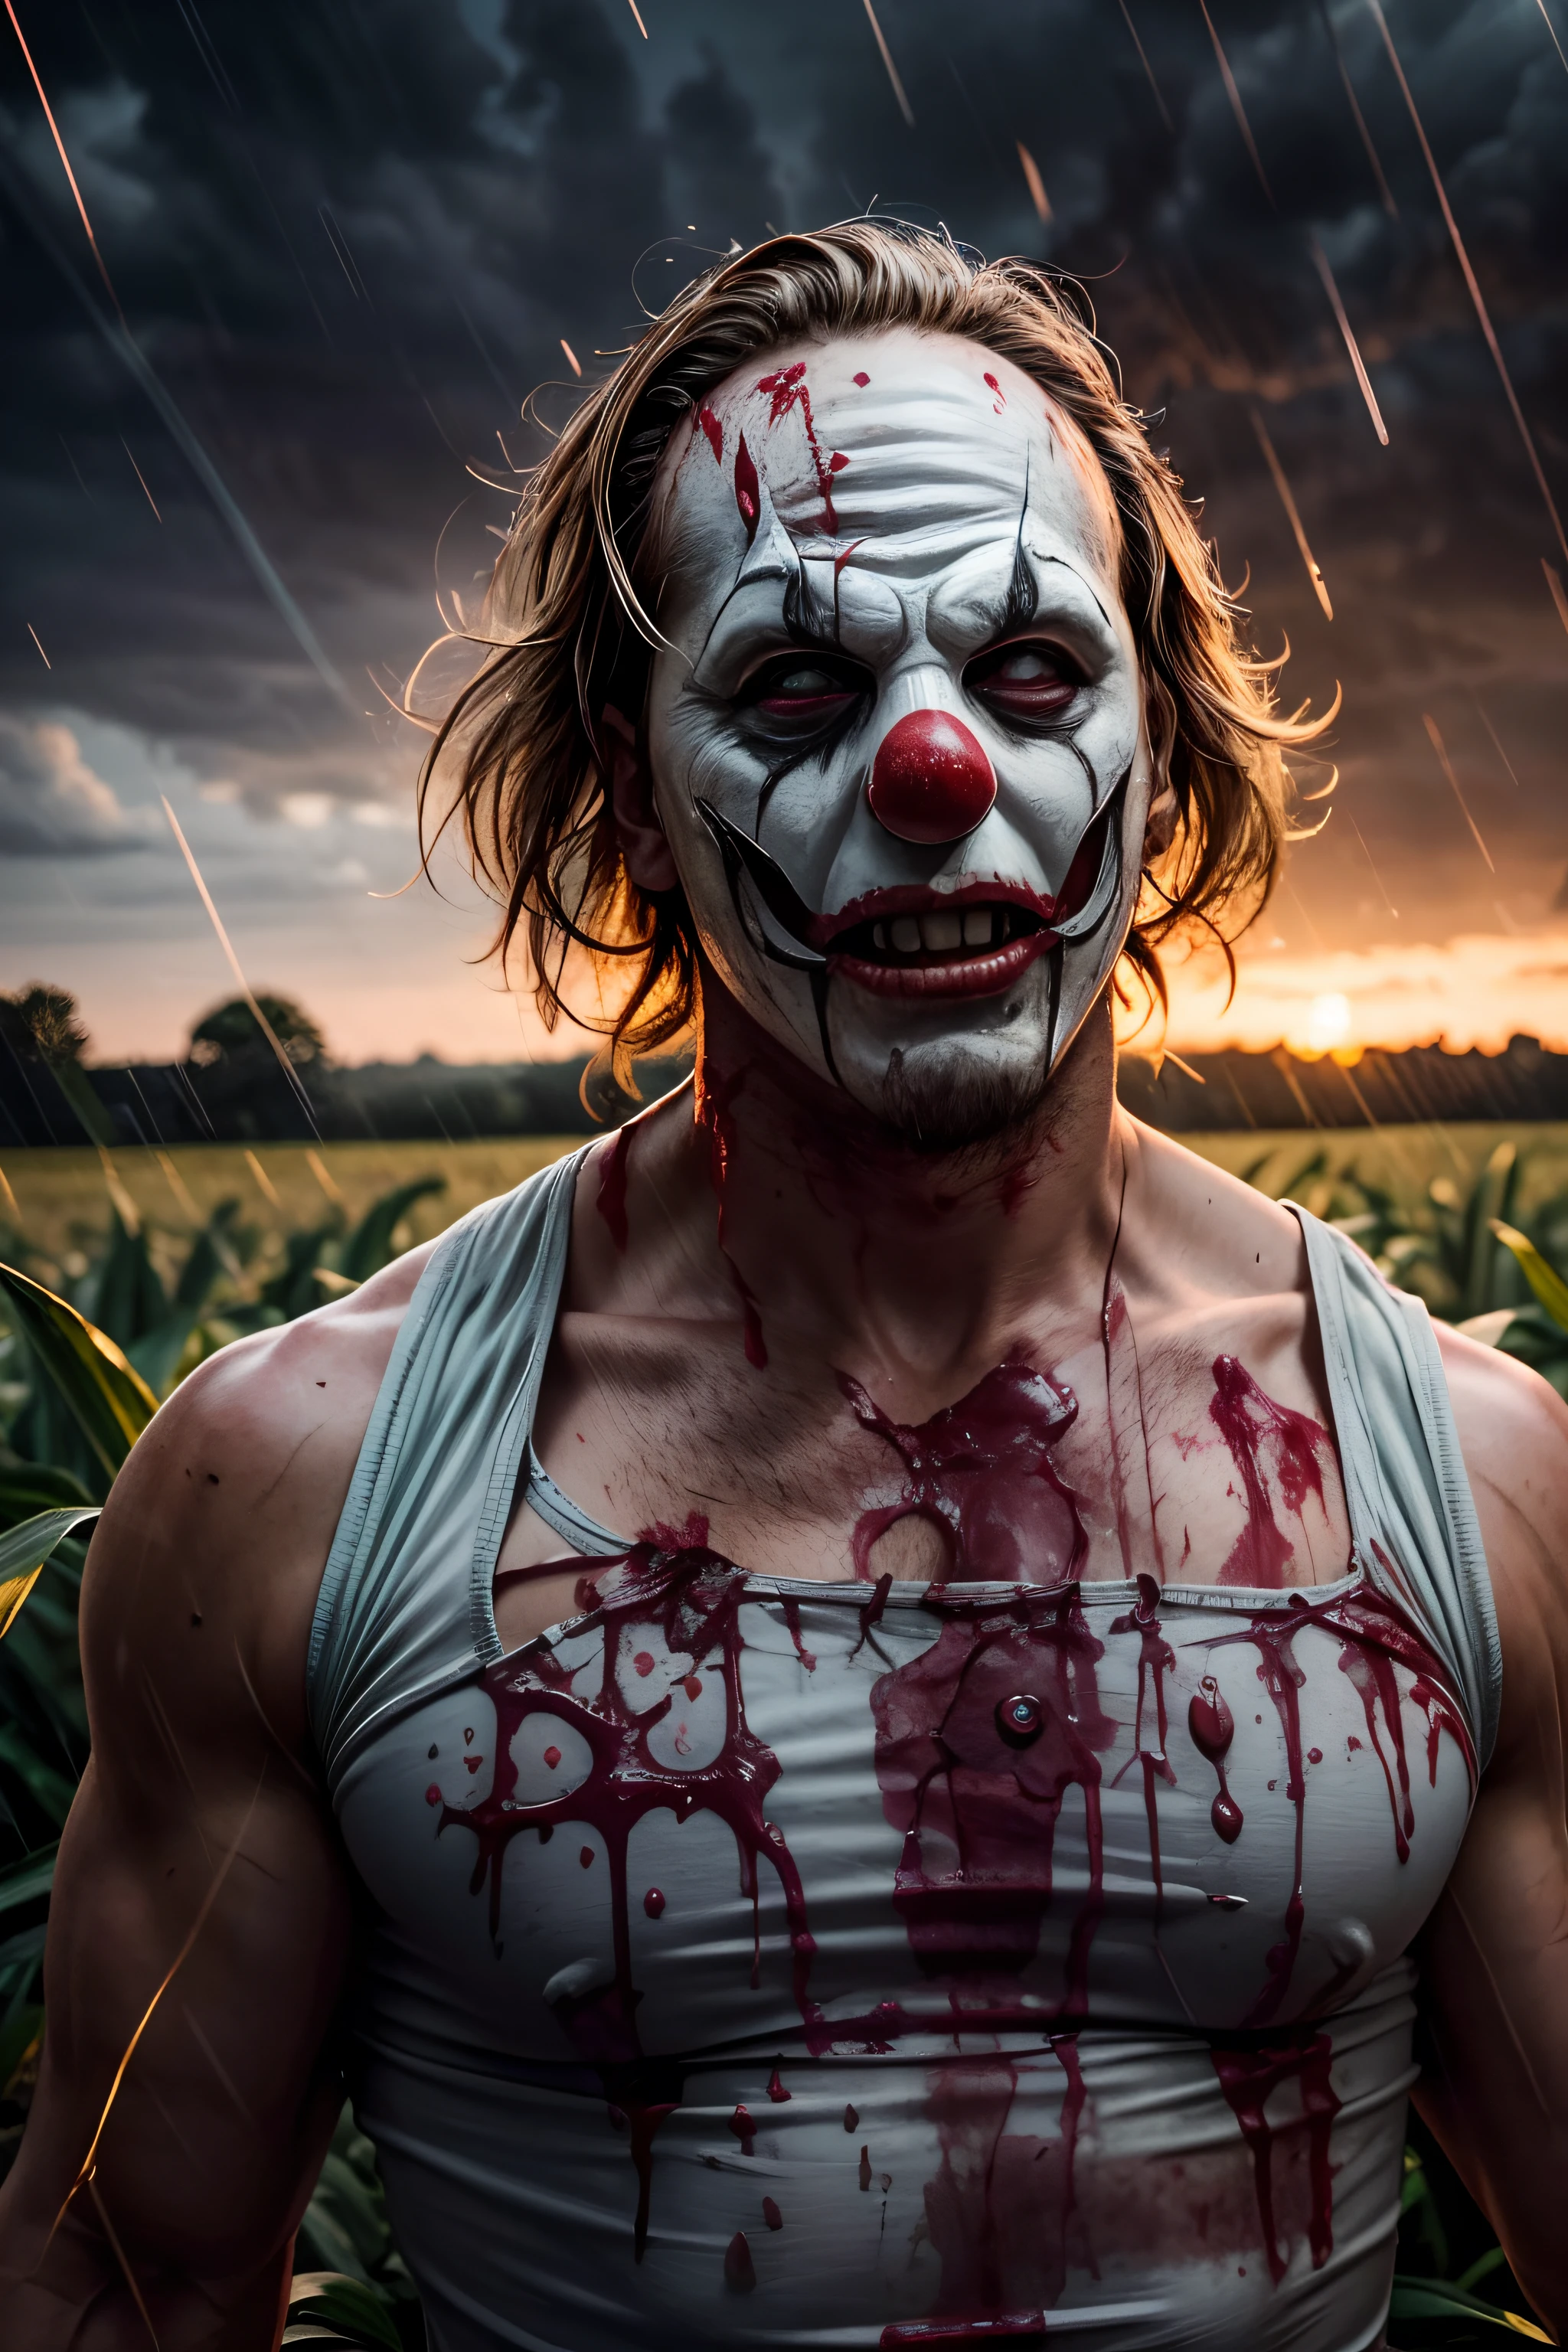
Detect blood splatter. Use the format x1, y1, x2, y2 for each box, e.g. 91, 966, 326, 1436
766, 2065, 792, 2103
756, 358, 840, 531
1208, 1357, 1331, 1589
1204, 1583, 1475, 2024
853, 370, 871, 387
436, 1541, 817, 2256
580, 1845, 595, 1868
840, 1355, 1085, 1586
724, 2230, 757, 2291
1187, 1675, 1243, 1844
424, 1783, 441, 1806
859, 2144, 874, 2190
1211, 2035, 1341, 2284
730, 2103, 757, 2156
763, 2195, 783, 2230
1109, 1574, 1177, 1913
543, 1745, 561, 1769
984, 371, 1006, 413
643, 1886, 665, 1918
633, 1651, 655, 1677
844, 2102, 860, 2132
868, 1579, 1116, 2004
596, 1125, 631, 1252
694, 403, 724, 464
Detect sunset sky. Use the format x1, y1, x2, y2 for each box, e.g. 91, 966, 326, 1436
2, 0, 1566, 1070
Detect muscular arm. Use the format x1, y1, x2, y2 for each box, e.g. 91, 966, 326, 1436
1413, 1333, 1568, 2338
0, 1257, 425, 2349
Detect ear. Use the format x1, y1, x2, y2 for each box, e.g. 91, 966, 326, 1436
1142, 779, 1179, 863
603, 706, 681, 893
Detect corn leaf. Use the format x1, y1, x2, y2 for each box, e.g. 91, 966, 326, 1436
0, 1507, 101, 1639
1389, 2275, 1548, 2334
0, 1842, 57, 1920
285, 2273, 403, 2350
0, 1261, 156, 1484
1490, 1220, 1568, 1334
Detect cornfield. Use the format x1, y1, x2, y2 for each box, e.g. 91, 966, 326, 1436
1, 1135, 1560, 2345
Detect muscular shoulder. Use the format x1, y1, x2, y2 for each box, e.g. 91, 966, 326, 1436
1436, 1325, 1568, 1756
81, 1242, 436, 1763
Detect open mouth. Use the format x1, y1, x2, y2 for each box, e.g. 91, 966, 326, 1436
826, 898, 1056, 999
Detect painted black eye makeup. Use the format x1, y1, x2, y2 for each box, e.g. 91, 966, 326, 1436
737, 653, 870, 732
963, 638, 1085, 727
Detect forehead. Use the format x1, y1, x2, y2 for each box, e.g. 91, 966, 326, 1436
652, 327, 1122, 596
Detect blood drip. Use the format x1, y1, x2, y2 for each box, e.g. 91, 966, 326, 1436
733, 436, 760, 541
724, 2230, 757, 2291
643, 1886, 665, 1918
983, 371, 1006, 411
868, 1580, 1115, 2002
1187, 1675, 1243, 1844
880, 2050, 1085, 2342
859, 2144, 874, 2190
755, 359, 839, 531
436, 1541, 818, 2256
844, 2102, 860, 2132
1211, 2036, 1341, 2285
1206, 1583, 1475, 2024
766, 2065, 792, 2103
697, 1060, 768, 1370
1208, 1357, 1331, 1589
763, 2195, 783, 2230
779, 1596, 817, 1672
694, 404, 724, 464
841, 1355, 1086, 1587
596, 1125, 631, 1253
730, 2103, 757, 2155
1109, 1576, 1177, 1913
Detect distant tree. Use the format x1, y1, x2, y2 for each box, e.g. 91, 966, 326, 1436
0, 982, 89, 1066
188, 995, 326, 1071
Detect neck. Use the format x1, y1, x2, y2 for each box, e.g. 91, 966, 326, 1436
675, 982, 1125, 1385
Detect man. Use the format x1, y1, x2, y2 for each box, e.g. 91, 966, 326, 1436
3, 223, 1566, 2352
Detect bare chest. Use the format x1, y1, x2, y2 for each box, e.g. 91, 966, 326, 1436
496, 1289, 1352, 1651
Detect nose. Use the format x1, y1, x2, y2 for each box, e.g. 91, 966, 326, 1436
867, 708, 998, 846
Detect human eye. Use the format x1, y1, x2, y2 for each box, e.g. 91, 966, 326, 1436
742, 656, 867, 728
965, 639, 1083, 726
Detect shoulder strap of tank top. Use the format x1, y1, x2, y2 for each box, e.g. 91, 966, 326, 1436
306, 1145, 591, 1792
1288, 1201, 1501, 1771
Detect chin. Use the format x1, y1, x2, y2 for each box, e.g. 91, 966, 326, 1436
831, 979, 1060, 1151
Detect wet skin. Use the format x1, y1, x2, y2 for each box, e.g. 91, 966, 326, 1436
5, 357, 1568, 2349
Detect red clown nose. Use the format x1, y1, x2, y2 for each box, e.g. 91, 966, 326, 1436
867, 708, 998, 846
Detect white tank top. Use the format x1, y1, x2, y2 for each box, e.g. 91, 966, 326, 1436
307, 1148, 1499, 2352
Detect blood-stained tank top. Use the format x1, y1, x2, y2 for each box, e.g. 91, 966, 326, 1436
307, 1147, 1499, 2352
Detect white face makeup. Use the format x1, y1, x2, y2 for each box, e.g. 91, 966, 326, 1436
642, 328, 1154, 1140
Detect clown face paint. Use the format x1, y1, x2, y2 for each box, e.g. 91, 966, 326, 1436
643, 329, 1154, 1139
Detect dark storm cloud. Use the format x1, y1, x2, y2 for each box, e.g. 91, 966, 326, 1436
0, 0, 1564, 965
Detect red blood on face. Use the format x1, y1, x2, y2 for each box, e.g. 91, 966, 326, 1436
867, 709, 997, 845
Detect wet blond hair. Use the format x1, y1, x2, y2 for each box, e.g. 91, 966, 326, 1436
416, 220, 1328, 1071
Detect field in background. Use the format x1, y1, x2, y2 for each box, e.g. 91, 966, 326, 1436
0, 1136, 580, 1283
9, 1123, 1568, 1277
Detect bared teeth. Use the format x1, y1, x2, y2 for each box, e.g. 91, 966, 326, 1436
850, 903, 1028, 960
